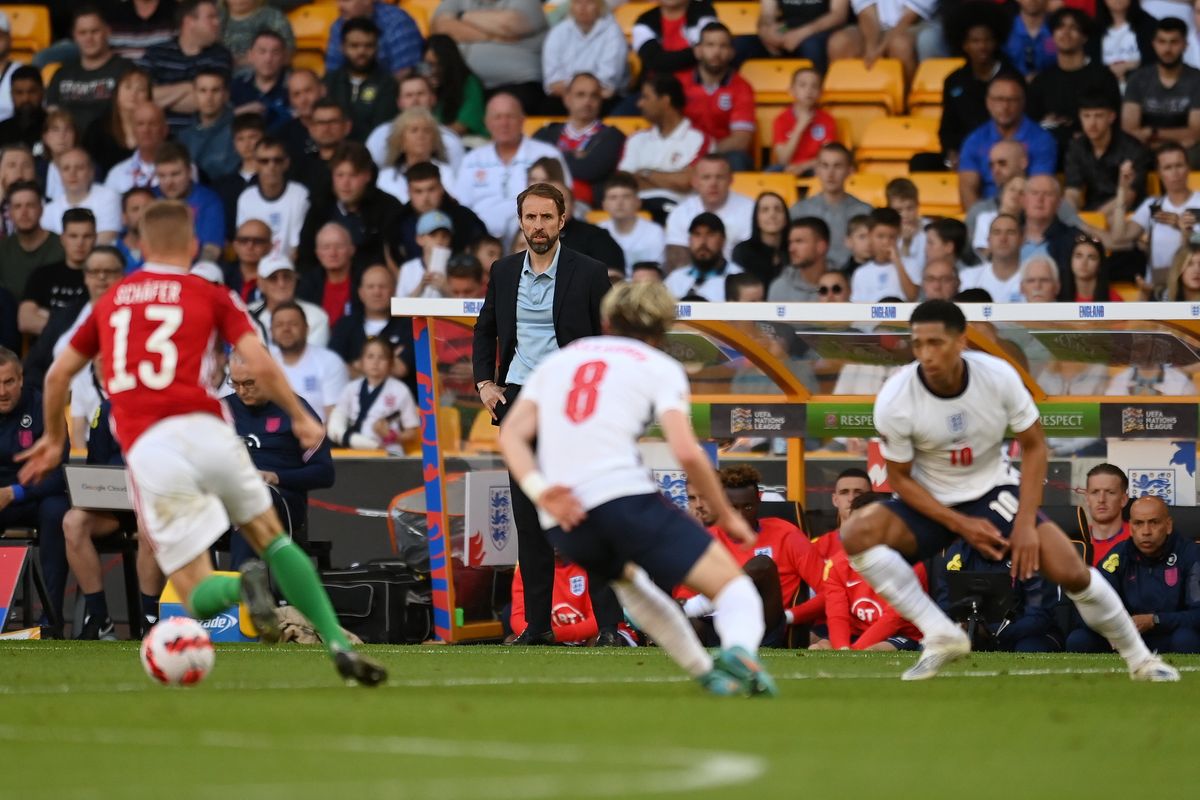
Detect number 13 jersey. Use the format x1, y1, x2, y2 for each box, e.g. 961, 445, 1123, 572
70, 263, 257, 450
873, 350, 1040, 505
521, 335, 690, 528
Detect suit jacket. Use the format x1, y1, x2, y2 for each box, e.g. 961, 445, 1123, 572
472, 245, 610, 389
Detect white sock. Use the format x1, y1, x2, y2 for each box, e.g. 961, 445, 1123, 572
682, 594, 714, 618
613, 567, 713, 678
848, 545, 960, 640
711, 575, 765, 656
1067, 568, 1152, 667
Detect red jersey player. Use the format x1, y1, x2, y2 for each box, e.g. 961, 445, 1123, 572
18, 200, 385, 686
1084, 463, 1132, 568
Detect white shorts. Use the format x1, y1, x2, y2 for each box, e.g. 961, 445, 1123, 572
125, 413, 271, 575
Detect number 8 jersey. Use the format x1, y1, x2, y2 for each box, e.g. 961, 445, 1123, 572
520, 335, 691, 529
873, 350, 1040, 506
70, 264, 257, 449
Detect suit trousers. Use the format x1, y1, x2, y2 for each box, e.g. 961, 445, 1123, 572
496, 384, 622, 634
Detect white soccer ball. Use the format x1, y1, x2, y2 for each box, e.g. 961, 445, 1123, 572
140, 616, 215, 686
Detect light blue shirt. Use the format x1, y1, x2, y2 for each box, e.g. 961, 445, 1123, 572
505, 243, 562, 386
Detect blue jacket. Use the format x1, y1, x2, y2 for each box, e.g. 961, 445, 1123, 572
1100, 532, 1200, 632
0, 387, 69, 502
86, 399, 123, 467
935, 539, 1061, 648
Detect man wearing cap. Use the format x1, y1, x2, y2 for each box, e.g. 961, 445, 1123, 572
396, 210, 453, 299
252, 253, 331, 348
663, 212, 743, 302
663, 154, 755, 269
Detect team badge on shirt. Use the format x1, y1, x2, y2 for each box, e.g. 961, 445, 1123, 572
20, 415, 31, 428
717, 94, 732, 111
947, 412, 966, 436
265, 417, 281, 433
1166, 566, 1179, 587
1167, 553, 1178, 566
754, 546, 774, 559
1102, 553, 1120, 573
569, 575, 586, 597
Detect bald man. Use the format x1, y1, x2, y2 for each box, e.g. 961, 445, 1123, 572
105, 103, 170, 195
1067, 496, 1200, 655
300, 222, 357, 327
965, 140, 1084, 249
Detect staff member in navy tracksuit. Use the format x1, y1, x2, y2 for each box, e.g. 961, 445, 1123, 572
225, 356, 335, 569
0, 347, 70, 632
1067, 495, 1200, 654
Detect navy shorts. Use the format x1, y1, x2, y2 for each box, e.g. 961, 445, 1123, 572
544, 493, 715, 588
883, 484, 1048, 563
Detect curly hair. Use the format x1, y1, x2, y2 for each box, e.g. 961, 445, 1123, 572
719, 465, 761, 490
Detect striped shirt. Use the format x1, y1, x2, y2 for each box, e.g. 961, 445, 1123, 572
138, 39, 233, 131
325, 3, 424, 76
106, 0, 179, 61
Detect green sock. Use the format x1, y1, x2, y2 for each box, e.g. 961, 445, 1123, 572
264, 535, 351, 654
189, 574, 241, 619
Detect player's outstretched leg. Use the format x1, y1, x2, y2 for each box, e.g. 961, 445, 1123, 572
610, 564, 742, 696
1038, 523, 1179, 682
841, 505, 969, 681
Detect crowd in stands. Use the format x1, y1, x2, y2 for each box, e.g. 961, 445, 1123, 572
2, 0, 1200, 640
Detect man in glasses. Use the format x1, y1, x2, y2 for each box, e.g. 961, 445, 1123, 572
228, 219, 273, 304
767, 217, 831, 302
920, 258, 960, 301
236, 137, 310, 262
816, 271, 848, 302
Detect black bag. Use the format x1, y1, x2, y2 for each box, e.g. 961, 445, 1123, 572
320, 560, 433, 644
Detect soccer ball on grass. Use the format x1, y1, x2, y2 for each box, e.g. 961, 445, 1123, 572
140, 616, 215, 686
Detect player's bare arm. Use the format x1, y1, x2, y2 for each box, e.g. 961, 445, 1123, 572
1010, 421, 1049, 581
232, 332, 325, 456
15, 345, 91, 485
497, 396, 586, 530
661, 409, 756, 547
887, 458, 1008, 561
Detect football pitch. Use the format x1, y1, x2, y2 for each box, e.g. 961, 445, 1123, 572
1, 645, 1196, 800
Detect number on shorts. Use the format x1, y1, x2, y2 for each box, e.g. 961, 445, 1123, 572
988, 490, 1020, 523
949, 446, 973, 466
107, 305, 184, 394
564, 360, 607, 423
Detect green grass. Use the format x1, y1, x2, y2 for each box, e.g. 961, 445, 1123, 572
0, 644, 1196, 799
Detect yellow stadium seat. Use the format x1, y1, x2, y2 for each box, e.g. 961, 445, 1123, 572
401, 3, 430, 37
714, 3, 759, 36
1077, 210, 1108, 231
821, 58, 905, 114
755, 104, 786, 160
730, 172, 798, 207
465, 409, 498, 453
288, 4, 339, 53
1191, 171, 1200, 191
856, 116, 940, 167
41, 62, 60, 87
614, 2, 654, 41
291, 50, 326, 77
858, 162, 911, 178
523, 116, 565, 137
825, 105, 887, 148
740, 58, 813, 105
845, 173, 887, 207
2, 5, 51, 60
908, 58, 964, 109
605, 116, 652, 136
909, 172, 963, 217
585, 209, 653, 223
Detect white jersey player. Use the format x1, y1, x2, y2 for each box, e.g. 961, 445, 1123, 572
498, 282, 777, 697
839, 299, 1179, 682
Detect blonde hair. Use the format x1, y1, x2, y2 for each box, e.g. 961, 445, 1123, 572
140, 200, 195, 259
601, 281, 676, 341
384, 107, 446, 167
1166, 242, 1200, 301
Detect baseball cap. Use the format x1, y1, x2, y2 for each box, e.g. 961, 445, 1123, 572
416, 210, 454, 236
258, 253, 296, 279
688, 212, 725, 236
190, 261, 225, 285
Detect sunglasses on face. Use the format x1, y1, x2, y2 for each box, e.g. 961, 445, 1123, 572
818, 284, 845, 295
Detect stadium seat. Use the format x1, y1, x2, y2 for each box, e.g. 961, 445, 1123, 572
614, 2, 654, 40
825, 105, 887, 148
1077, 210, 1108, 231
41, 62, 60, 86
714, 2, 759, 35
400, 0, 439, 37
740, 59, 813, 105
584, 209, 654, 224
465, 408, 499, 452
291, 51, 326, 77
1191, 171, 1200, 191
909, 172, 963, 217
730, 171, 798, 206
856, 116, 940, 175
1, 5, 51, 61
845, 172, 887, 207
604, 116, 652, 136
821, 58, 905, 114
522, 116, 564, 137
288, 4, 339, 54
755, 104, 787, 165
908, 58, 964, 112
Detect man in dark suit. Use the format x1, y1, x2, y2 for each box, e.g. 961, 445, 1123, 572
472, 182, 623, 645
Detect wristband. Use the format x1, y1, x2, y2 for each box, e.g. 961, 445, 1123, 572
10, 484, 25, 502
519, 471, 549, 504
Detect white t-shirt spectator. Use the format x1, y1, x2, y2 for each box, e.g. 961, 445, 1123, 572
376, 161, 456, 204
327, 376, 420, 449
271, 343, 349, 422
255, 299, 331, 348
1103, 23, 1142, 69
600, 217, 666, 273
958, 262, 1023, 303
542, 14, 628, 94
452, 136, 570, 243
1131, 191, 1200, 272
395, 257, 447, 299
616, 119, 712, 203
850, 260, 907, 303
41, 184, 122, 236
0, 59, 25, 122
664, 191, 755, 260
663, 261, 743, 301
851, 0, 935, 30
103, 152, 158, 194
236, 181, 310, 257
366, 121, 466, 173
